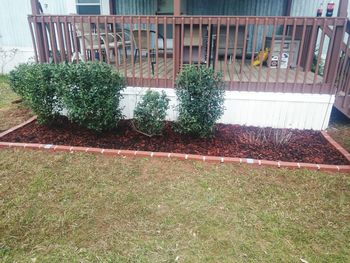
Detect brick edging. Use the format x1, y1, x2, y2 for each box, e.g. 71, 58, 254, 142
321, 131, 350, 162
0, 117, 349, 173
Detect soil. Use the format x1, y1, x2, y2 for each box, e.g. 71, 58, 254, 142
1, 117, 349, 165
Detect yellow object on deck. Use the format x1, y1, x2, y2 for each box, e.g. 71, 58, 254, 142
253, 48, 269, 66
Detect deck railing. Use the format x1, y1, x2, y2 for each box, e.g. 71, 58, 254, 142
334, 20, 350, 116
28, 15, 347, 94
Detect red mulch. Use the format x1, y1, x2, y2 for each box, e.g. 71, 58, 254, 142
1, 117, 349, 165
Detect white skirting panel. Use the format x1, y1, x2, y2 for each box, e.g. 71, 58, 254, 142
121, 87, 335, 130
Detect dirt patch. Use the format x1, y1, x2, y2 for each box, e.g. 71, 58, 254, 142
1, 117, 349, 165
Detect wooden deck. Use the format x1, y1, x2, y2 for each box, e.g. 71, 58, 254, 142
115, 57, 323, 84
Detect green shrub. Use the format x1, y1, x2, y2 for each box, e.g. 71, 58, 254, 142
9, 63, 62, 124
59, 62, 125, 132
175, 65, 225, 138
133, 90, 170, 136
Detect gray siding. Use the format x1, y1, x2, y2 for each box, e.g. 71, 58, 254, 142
0, 0, 69, 48
0, 0, 32, 47
115, 0, 157, 15
185, 0, 288, 16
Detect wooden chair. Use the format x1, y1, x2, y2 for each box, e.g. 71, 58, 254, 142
100, 30, 133, 63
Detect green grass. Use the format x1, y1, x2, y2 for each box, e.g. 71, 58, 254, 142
0, 75, 350, 262
0, 150, 349, 262
0, 75, 32, 132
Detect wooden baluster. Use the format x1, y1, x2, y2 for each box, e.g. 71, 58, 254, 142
28, 18, 39, 62
41, 17, 49, 62
198, 17, 203, 67
222, 18, 230, 83
137, 16, 143, 86
258, 18, 268, 91
113, 16, 119, 70
230, 18, 239, 88
104, 16, 110, 64
276, 18, 287, 87
249, 18, 258, 90
64, 17, 72, 62
293, 18, 307, 92
55, 17, 65, 62
284, 18, 297, 91
96, 16, 103, 62
214, 18, 221, 73
206, 18, 212, 68
266, 18, 277, 91
80, 16, 87, 62
163, 16, 168, 87
147, 17, 151, 86
312, 19, 327, 93
189, 17, 193, 65
120, 17, 127, 79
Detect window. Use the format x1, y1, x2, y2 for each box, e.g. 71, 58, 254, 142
76, 0, 101, 15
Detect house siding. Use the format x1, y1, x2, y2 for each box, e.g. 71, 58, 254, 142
114, 0, 157, 15
184, 0, 288, 16
0, 0, 33, 48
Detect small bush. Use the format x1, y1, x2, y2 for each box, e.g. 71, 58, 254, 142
175, 65, 225, 138
59, 62, 125, 132
9, 63, 62, 124
133, 90, 170, 136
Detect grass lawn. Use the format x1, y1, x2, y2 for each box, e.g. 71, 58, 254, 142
0, 75, 350, 262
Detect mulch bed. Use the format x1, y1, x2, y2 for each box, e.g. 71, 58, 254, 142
1, 117, 349, 165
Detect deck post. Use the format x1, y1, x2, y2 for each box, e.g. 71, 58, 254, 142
325, 0, 348, 91
173, 0, 181, 85
338, 0, 349, 17
30, 0, 46, 62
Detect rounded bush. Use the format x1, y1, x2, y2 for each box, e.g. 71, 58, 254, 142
9, 63, 62, 124
133, 90, 170, 136
175, 65, 225, 137
59, 62, 125, 132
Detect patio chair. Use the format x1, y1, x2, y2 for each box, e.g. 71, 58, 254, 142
98, 24, 135, 59
74, 22, 108, 61
100, 30, 133, 63
132, 30, 165, 65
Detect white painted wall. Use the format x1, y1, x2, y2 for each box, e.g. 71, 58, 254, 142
120, 87, 334, 130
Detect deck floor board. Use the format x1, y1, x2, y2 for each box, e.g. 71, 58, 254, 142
114, 57, 322, 84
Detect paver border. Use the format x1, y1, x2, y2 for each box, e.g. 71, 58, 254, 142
1, 117, 350, 173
